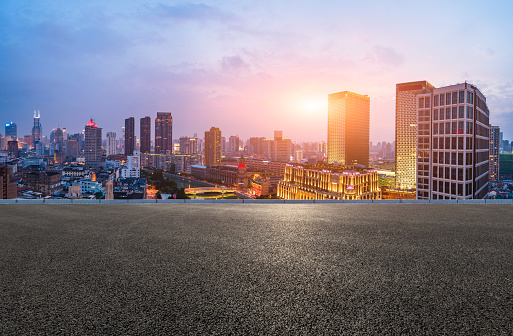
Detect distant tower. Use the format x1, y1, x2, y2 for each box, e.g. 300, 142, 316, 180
31, 110, 42, 148
140, 116, 151, 153
205, 127, 222, 166
125, 117, 135, 156
106, 132, 117, 156
489, 126, 500, 182
327, 91, 370, 167
5, 122, 17, 140
105, 179, 114, 199
84, 119, 103, 169
155, 112, 173, 154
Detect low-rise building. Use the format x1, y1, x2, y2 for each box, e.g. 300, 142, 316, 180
278, 164, 381, 200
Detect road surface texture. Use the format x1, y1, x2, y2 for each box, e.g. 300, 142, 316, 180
1, 204, 512, 335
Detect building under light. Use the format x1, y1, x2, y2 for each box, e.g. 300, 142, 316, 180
489, 125, 500, 182
327, 91, 370, 167
277, 164, 381, 200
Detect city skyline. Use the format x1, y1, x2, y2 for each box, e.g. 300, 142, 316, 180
1, 1, 513, 142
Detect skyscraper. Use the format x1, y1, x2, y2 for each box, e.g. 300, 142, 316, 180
205, 127, 222, 166
31, 110, 42, 148
106, 132, 117, 156
489, 125, 500, 182
228, 135, 240, 153
179, 136, 198, 155
54, 128, 64, 153
155, 112, 173, 154
85, 119, 103, 169
416, 83, 489, 199
327, 91, 370, 166
125, 117, 135, 156
395, 81, 435, 190
140, 116, 151, 153
5, 122, 17, 140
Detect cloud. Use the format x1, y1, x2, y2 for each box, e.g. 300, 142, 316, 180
365, 45, 405, 67
474, 45, 494, 59
221, 55, 250, 74
145, 3, 237, 23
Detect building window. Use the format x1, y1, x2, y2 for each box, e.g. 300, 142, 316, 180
434, 95, 439, 107
445, 152, 450, 165
419, 98, 424, 108
459, 91, 464, 104
452, 107, 457, 119
440, 94, 445, 106
458, 153, 463, 165
446, 108, 451, 119
452, 152, 457, 164
425, 97, 431, 108
467, 92, 473, 104
452, 122, 458, 134
458, 137, 463, 150
459, 106, 464, 118
434, 124, 439, 135
452, 92, 458, 104
434, 109, 438, 120
440, 109, 445, 120
466, 106, 473, 119
446, 93, 452, 105
445, 137, 450, 150
466, 122, 473, 134
458, 121, 464, 134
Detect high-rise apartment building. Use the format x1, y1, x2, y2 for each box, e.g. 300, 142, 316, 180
249, 137, 268, 156
416, 83, 489, 199
85, 119, 103, 169
489, 125, 500, 182
268, 131, 292, 162
155, 112, 173, 154
31, 110, 42, 148
125, 117, 135, 156
5, 122, 17, 140
395, 81, 435, 189
66, 134, 81, 158
228, 135, 240, 153
106, 132, 117, 156
327, 91, 370, 167
179, 136, 198, 155
205, 127, 222, 166
140, 116, 151, 153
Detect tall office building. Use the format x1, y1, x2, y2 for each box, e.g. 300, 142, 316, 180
205, 127, 222, 166
84, 119, 103, 169
416, 83, 489, 199
489, 125, 500, 182
140, 116, 151, 153
179, 136, 198, 155
106, 132, 117, 156
395, 81, 435, 189
66, 134, 80, 158
5, 122, 17, 140
268, 131, 293, 162
31, 110, 42, 148
155, 112, 173, 154
54, 128, 64, 152
249, 137, 268, 156
125, 117, 135, 156
327, 91, 370, 167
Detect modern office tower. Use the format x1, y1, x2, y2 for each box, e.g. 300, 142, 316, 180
249, 137, 268, 156
5, 122, 17, 140
499, 154, 513, 180
84, 119, 103, 169
66, 134, 81, 158
327, 91, 370, 167
179, 136, 198, 155
395, 81, 435, 190
205, 127, 222, 166
268, 131, 292, 162
54, 128, 64, 152
416, 83, 489, 199
155, 112, 173, 154
106, 132, 117, 156
31, 110, 42, 148
277, 164, 381, 200
489, 126, 500, 182
228, 135, 240, 153
125, 117, 135, 156
140, 116, 151, 153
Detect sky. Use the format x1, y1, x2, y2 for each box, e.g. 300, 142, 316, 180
1, 0, 513, 143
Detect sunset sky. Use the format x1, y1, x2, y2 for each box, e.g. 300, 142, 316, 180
1, 0, 512, 143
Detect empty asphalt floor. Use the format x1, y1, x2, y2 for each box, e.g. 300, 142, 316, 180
1, 204, 512, 335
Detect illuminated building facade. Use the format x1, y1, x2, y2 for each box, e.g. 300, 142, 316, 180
328, 91, 370, 167
395, 81, 435, 189
155, 112, 173, 154
416, 83, 489, 199
205, 127, 222, 166
31, 110, 42, 148
106, 132, 117, 156
125, 117, 135, 156
489, 125, 500, 182
179, 136, 198, 155
277, 164, 381, 200
269, 131, 292, 162
5, 122, 17, 140
84, 119, 103, 169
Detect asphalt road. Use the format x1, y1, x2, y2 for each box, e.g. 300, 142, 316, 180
1, 205, 512, 335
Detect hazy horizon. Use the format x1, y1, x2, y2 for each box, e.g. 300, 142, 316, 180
1, 0, 512, 143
